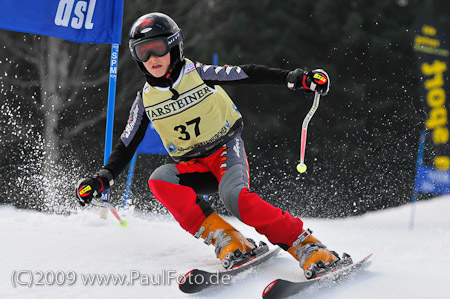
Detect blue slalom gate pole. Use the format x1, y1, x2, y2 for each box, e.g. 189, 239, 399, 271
100, 44, 119, 216
123, 153, 137, 209
409, 130, 426, 230
104, 43, 119, 164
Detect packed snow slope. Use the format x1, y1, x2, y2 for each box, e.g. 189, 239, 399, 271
1, 196, 450, 299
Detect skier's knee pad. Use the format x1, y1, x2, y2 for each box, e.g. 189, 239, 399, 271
149, 164, 180, 185
219, 164, 249, 220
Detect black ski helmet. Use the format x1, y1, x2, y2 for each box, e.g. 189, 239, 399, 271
129, 12, 184, 78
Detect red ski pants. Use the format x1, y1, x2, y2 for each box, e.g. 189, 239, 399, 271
148, 136, 303, 249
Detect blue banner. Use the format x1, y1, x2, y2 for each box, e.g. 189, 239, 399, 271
0, 0, 123, 44
415, 165, 450, 194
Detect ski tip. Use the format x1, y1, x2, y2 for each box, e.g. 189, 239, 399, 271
179, 269, 195, 287
262, 279, 278, 298
179, 269, 207, 294
364, 253, 374, 260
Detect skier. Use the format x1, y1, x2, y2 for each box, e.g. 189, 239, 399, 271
76, 12, 338, 279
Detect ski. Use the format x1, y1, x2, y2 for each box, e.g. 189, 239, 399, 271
262, 253, 373, 299
179, 246, 281, 294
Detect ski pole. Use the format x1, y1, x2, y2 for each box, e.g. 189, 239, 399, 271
91, 199, 127, 227
297, 91, 320, 173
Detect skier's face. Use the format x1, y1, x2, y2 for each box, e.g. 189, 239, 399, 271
143, 53, 171, 78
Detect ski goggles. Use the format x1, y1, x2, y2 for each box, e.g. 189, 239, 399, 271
130, 30, 184, 62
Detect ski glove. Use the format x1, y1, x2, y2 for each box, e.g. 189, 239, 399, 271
75, 168, 114, 206
287, 68, 330, 96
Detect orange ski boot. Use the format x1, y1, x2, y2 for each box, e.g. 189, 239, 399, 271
287, 228, 340, 279
194, 212, 255, 269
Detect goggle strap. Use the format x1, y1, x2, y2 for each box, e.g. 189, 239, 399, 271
167, 30, 183, 47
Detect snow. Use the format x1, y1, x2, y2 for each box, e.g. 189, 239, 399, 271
1, 197, 450, 299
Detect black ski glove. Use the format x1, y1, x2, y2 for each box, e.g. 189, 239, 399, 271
75, 168, 114, 206
287, 68, 330, 96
